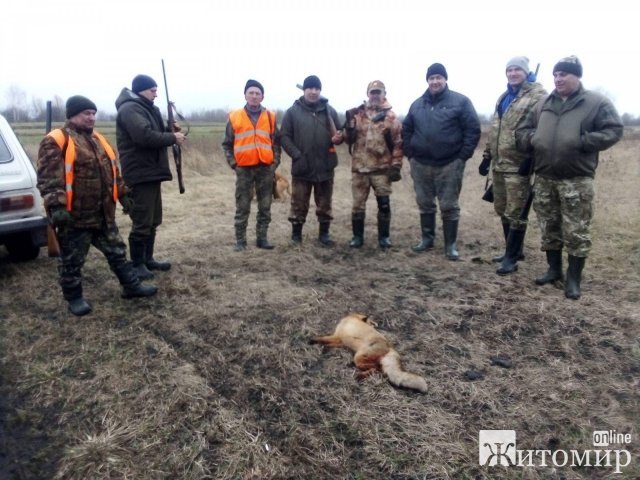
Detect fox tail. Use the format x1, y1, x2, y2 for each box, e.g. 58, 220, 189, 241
380, 349, 428, 393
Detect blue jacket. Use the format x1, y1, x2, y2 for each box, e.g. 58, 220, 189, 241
402, 86, 481, 166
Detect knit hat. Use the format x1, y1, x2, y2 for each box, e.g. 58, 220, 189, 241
553, 55, 583, 78
65, 95, 97, 119
426, 63, 448, 80
244, 79, 264, 94
506, 56, 530, 73
302, 75, 322, 90
367, 80, 386, 93
132, 74, 158, 93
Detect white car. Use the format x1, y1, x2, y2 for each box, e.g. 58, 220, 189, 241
0, 114, 48, 260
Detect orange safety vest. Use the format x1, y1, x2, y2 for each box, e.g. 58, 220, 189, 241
47, 129, 119, 211
228, 109, 276, 167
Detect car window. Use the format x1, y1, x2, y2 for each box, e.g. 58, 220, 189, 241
0, 133, 14, 163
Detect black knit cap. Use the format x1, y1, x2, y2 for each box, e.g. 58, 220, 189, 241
244, 79, 264, 94
132, 74, 158, 93
553, 55, 583, 78
302, 75, 322, 90
65, 95, 97, 119
426, 63, 448, 80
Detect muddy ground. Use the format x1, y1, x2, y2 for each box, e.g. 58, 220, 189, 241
1, 134, 638, 479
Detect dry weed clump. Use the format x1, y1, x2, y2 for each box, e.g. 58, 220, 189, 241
1, 130, 638, 479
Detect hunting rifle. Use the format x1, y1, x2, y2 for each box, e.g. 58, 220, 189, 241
45, 100, 60, 257
161, 59, 186, 194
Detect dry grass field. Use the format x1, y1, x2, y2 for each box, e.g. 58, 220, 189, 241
1, 128, 638, 479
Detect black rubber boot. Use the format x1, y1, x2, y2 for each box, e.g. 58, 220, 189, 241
146, 232, 171, 271
256, 238, 274, 249
565, 255, 586, 300
377, 196, 392, 250
443, 219, 459, 261
318, 222, 334, 247
235, 240, 247, 251
115, 263, 158, 299
492, 221, 511, 263
349, 212, 365, 248
68, 297, 92, 316
535, 250, 563, 285
412, 213, 435, 252
496, 228, 526, 275
291, 223, 303, 244
129, 238, 154, 280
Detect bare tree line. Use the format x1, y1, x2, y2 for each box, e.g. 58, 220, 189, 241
3, 85, 640, 126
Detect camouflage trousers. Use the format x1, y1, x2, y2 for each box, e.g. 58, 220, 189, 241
288, 177, 334, 224
351, 171, 392, 214
57, 224, 131, 300
533, 176, 594, 257
410, 158, 465, 221
492, 171, 530, 230
235, 165, 273, 241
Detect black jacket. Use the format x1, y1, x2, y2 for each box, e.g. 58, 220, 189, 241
115, 88, 175, 186
402, 86, 481, 166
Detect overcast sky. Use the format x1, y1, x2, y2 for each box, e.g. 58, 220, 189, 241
2, 0, 638, 118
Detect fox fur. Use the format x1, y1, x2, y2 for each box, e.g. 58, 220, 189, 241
311, 313, 428, 393
272, 171, 291, 202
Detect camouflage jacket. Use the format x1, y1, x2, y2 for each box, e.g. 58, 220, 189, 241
517, 84, 623, 180
37, 122, 127, 229
346, 100, 403, 173
486, 81, 547, 173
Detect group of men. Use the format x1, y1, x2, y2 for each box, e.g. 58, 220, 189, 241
36, 54, 623, 316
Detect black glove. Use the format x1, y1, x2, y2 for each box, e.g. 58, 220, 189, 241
120, 194, 134, 215
388, 166, 402, 182
50, 207, 72, 228
518, 156, 534, 176
478, 150, 491, 176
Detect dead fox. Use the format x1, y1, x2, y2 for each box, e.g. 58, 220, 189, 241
310, 313, 428, 393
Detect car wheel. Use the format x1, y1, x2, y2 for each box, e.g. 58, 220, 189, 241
5, 233, 41, 261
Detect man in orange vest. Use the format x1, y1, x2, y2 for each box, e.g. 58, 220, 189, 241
37, 95, 157, 316
222, 79, 281, 251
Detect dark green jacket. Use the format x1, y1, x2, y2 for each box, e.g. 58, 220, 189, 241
518, 84, 623, 179
279, 97, 340, 182
115, 88, 175, 186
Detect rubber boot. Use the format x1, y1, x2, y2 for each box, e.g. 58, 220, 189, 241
129, 238, 154, 280
256, 223, 274, 249
291, 223, 303, 244
115, 263, 158, 299
412, 213, 435, 252
492, 221, 510, 263
443, 219, 459, 261
535, 250, 563, 285
377, 196, 392, 250
68, 297, 92, 316
318, 222, 334, 247
565, 255, 586, 300
146, 232, 171, 271
496, 228, 526, 275
349, 212, 365, 248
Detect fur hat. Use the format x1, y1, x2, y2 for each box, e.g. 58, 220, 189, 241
553, 55, 583, 78
506, 56, 530, 73
302, 75, 322, 90
132, 74, 158, 93
426, 63, 448, 80
65, 95, 97, 119
244, 79, 264, 94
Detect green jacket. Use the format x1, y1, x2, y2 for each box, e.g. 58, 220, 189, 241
518, 84, 623, 179
486, 81, 547, 173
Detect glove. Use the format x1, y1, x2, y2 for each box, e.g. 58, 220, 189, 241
120, 194, 134, 215
388, 166, 402, 182
518, 156, 534, 176
50, 207, 72, 228
478, 150, 491, 176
